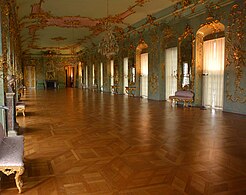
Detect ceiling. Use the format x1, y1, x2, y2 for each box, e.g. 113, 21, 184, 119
16, 0, 177, 55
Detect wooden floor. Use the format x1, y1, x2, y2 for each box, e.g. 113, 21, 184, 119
1, 88, 246, 195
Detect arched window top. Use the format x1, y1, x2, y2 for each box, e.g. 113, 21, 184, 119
196, 21, 225, 38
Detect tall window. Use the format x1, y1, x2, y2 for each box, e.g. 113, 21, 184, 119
165, 47, 177, 100
140, 53, 148, 98
203, 37, 225, 109
123, 57, 128, 94
92, 64, 95, 86
100, 62, 103, 91
110, 60, 114, 87
131, 67, 136, 83
78, 62, 82, 86
85, 65, 88, 88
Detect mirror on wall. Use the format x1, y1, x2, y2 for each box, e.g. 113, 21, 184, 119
178, 24, 195, 90
128, 58, 135, 85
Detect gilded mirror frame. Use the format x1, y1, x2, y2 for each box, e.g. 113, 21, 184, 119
178, 24, 195, 91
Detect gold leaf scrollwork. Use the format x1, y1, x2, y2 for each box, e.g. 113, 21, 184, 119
225, 3, 246, 103
149, 73, 158, 94
1, 168, 15, 176
149, 28, 159, 61
162, 26, 175, 51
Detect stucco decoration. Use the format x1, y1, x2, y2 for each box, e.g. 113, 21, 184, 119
149, 73, 159, 94
225, 3, 246, 103
149, 28, 159, 57
173, 0, 224, 18
18, 0, 172, 55
161, 26, 175, 50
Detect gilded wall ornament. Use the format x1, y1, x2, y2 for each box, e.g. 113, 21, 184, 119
178, 24, 195, 91
172, 0, 223, 18
225, 3, 246, 103
149, 73, 158, 94
161, 26, 175, 50
149, 29, 159, 54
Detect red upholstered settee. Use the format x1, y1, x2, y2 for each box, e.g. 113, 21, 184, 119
169, 90, 194, 107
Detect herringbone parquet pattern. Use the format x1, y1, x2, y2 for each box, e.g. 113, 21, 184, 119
1, 89, 246, 194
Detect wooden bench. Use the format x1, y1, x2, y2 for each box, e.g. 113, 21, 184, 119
16, 102, 26, 117
0, 123, 24, 193
169, 90, 194, 107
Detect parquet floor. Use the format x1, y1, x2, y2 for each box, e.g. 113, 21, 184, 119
1, 88, 246, 195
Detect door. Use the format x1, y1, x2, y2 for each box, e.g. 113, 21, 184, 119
65, 66, 74, 87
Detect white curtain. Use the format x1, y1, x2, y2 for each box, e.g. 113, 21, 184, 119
140, 53, 148, 98
165, 47, 177, 100
203, 37, 225, 109
110, 60, 114, 87
85, 65, 88, 88
92, 64, 95, 86
123, 57, 128, 94
100, 62, 103, 91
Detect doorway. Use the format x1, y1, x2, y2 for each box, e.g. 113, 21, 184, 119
65, 66, 74, 88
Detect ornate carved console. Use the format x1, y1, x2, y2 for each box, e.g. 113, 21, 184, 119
125, 86, 136, 96
112, 85, 119, 94
0, 124, 24, 193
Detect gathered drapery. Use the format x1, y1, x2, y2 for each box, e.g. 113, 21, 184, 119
203, 37, 225, 108
110, 60, 114, 87
100, 62, 103, 91
123, 57, 128, 94
85, 65, 88, 88
92, 64, 95, 86
165, 47, 177, 100
140, 53, 148, 98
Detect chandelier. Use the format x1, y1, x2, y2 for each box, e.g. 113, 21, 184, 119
98, 0, 119, 58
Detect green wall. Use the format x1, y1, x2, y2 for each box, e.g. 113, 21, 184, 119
23, 55, 78, 89
79, 0, 246, 115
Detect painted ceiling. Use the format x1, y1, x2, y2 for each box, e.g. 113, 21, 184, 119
16, 0, 178, 55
